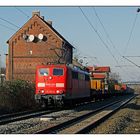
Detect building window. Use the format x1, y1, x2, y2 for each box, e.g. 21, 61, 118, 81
29, 50, 32, 55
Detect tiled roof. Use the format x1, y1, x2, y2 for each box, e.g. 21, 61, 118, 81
94, 66, 110, 72
38, 16, 74, 48
87, 66, 110, 72
7, 14, 74, 49
91, 73, 105, 79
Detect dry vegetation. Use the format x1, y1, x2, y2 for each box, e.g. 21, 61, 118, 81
0, 80, 37, 114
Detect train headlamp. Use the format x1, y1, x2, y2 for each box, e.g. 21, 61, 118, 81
49, 76, 52, 80
56, 90, 63, 94
41, 90, 45, 93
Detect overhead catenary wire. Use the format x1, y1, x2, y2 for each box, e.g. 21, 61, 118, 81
92, 8, 139, 61
122, 56, 140, 68
79, 7, 139, 81
0, 23, 16, 31
114, 66, 137, 81
79, 7, 119, 65
120, 8, 140, 74
92, 7, 136, 79
122, 56, 140, 76
71, 41, 101, 65
92, 7, 122, 57
124, 11, 138, 54
92, 7, 140, 80
14, 7, 30, 19
79, 7, 128, 79
79, 7, 129, 80
0, 17, 20, 29
79, 7, 136, 80
0, 8, 30, 31
123, 55, 140, 57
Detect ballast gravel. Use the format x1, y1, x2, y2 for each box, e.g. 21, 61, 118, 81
0, 95, 134, 134
89, 94, 140, 134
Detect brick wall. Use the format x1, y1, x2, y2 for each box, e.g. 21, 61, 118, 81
7, 13, 73, 82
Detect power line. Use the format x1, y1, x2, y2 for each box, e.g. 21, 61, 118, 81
120, 8, 140, 74
124, 56, 140, 57
92, 7, 140, 73
113, 65, 137, 80
122, 56, 140, 68
79, 7, 138, 81
0, 23, 16, 31
79, 7, 131, 80
92, 7, 122, 57
115, 65, 132, 67
119, 8, 140, 80
79, 7, 119, 65
0, 17, 20, 29
80, 7, 131, 80
124, 12, 138, 54
14, 7, 30, 19
92, 7, 130, 79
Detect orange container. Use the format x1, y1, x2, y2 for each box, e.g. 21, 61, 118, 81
114, 84, 121, 91
121, 84, 127, 90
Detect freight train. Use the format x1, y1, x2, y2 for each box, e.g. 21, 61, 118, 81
35, 64, 134, 107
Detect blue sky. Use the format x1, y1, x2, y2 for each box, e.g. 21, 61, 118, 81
0, 7, 140, 81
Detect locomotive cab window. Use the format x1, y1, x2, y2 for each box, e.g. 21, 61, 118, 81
53, 68, 63, 76
39, 68, 49, 76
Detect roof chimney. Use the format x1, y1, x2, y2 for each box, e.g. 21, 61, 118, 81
32, 11, 40, 17
47, 20, 52, 26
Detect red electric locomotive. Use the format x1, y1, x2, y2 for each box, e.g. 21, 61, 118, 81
35, 64, 90, 107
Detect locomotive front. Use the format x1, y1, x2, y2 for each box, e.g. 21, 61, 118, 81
35, 65, 67, 107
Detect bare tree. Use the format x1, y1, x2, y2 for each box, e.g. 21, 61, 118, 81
73, 47, 81, 61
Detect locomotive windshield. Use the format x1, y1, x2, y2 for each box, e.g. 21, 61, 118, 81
39, 68, 49, 76
53, 68, 63, 76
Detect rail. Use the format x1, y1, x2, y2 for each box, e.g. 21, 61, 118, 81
35, 95, 136, 134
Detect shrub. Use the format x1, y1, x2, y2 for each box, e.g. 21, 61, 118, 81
0, 80, 38, 113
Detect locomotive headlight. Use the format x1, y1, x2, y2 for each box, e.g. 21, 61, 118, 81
56, 90, 64, 94
41, 90, 45, 93
56, 90, 60, 93
49, 76, 52, 80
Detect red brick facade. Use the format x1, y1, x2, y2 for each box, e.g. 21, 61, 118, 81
6, 11, 73, 82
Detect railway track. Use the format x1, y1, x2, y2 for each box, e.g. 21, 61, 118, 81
0, 108, 59, 125
0, 99, 105, 126
0, 99, 97, 126
35, 95, 136, 134
0, 95, 111, 126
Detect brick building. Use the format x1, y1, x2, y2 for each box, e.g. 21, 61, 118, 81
6, 11, 73, 82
